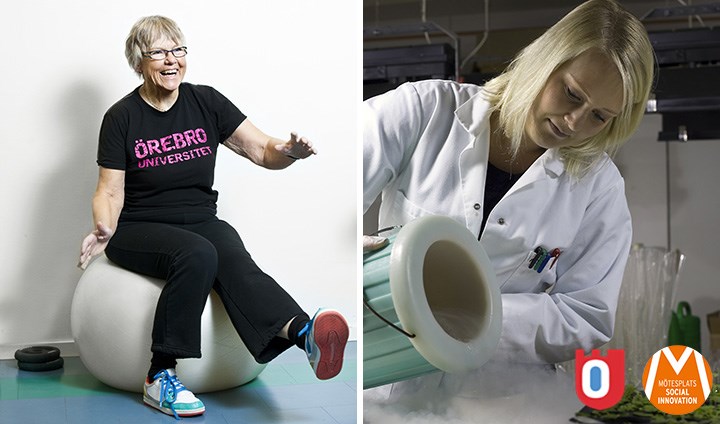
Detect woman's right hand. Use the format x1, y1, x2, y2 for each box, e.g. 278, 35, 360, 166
78, 221, 113, 270
363, 235, 389, 254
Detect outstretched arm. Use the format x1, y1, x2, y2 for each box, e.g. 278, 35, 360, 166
224, 119, 316, 169
78, 167, 125, 269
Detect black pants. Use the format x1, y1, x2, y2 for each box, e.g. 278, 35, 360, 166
105, 214, 308, 364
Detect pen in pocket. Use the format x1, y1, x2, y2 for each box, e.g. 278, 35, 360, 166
528, 246, 562, 273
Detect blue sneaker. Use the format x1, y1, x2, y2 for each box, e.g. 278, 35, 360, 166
299, 309, 349, 380
143, 369, 205, 419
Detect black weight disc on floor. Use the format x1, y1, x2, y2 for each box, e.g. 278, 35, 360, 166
17, 357, 64, 372
14, 346, 61, 363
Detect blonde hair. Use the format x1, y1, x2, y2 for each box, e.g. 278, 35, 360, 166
125, 16, 186, 77
483, 0, 654, 178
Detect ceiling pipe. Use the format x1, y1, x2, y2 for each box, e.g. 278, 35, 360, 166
460, 0, 490, 72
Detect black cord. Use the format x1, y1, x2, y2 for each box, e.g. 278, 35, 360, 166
371, 225, 401, 236
363, 298, 416, 338
364, 223, 416, 338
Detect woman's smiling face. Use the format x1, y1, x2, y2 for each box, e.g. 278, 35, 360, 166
525, 49, 623, 150
139, 37, 187, 94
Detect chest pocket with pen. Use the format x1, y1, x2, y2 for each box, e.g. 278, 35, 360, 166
528, 247, 562, 273
501, 246, 562, 293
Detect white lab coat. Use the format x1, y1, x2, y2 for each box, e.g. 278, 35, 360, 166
363, 80, 632, 364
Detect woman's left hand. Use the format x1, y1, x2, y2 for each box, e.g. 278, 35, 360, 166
274, 132, 317, 160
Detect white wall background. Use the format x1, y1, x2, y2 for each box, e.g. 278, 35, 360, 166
0, 0, 359, 358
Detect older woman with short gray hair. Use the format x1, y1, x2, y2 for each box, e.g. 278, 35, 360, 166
79, 15, 348, 419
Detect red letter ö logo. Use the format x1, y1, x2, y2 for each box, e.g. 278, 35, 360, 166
575, 349, 625, 410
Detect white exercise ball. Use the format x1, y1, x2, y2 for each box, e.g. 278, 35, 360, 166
71, 255, 266, 393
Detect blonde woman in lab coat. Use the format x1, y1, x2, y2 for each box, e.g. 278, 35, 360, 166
363, 0, 655, 365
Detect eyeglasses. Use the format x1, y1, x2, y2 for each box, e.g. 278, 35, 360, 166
142, 46, 188, 61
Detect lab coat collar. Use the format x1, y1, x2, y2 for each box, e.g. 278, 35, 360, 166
454, 89, 566, 179
455, 89, 491, 138
540, 148, 565, 178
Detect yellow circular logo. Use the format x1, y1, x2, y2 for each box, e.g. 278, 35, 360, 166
641, 345, 713, 415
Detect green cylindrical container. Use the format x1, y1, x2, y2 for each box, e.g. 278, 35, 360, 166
668, 301, 701, 352
363, 215, 502, 389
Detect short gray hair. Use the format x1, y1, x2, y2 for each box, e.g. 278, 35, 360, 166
125, 16, 186, 76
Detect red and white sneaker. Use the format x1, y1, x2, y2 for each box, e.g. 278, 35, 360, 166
301, 309, 349, 380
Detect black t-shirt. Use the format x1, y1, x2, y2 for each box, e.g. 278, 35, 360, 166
97, 83, 246, 222
480, 161, 523, 237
